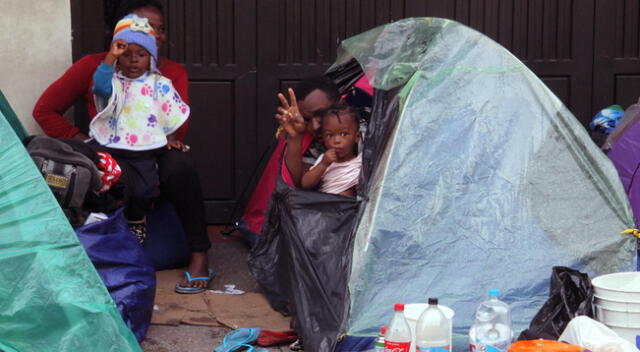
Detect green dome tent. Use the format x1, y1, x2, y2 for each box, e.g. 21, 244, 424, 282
0, 95, 140, 352
250, 18, 636, 352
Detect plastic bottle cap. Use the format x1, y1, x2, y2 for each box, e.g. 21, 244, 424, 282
394, 303, 404, 311
428, 297, 438, 305
489, 289, 500, 297
381, 326, 387, 335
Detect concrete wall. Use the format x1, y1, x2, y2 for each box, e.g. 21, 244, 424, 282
0, 1, 72, 134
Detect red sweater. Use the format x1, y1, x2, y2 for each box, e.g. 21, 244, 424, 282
33, 52, 190, 140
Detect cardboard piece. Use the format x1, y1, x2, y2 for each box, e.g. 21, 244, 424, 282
204, 292, 290, 331
151, 269, 289, 330
151, 269, 220, 326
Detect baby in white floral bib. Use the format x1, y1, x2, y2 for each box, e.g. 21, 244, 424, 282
89, 14, 190, 242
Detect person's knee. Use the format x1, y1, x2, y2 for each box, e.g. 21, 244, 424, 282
159, 150, 198, 182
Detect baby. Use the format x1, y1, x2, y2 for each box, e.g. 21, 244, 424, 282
89, 14, 189, 241
301, 103, 362, 197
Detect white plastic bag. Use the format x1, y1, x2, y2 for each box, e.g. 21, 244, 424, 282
559, 316, 638, 352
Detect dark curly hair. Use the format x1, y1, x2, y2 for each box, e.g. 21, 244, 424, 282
295, 76, 341, 103
317, 102, 361, 128
106, 0, 164, 29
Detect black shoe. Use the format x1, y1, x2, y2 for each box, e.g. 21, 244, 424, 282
128, 222, 146, 244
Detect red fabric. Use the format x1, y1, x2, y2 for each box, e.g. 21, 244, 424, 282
354, 75, 374, 96
243, 132, 314, 235
256, 330, 298, 347
96, 152, 121, 192
33, 52, 190, 141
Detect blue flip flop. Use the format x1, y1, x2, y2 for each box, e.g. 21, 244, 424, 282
175, 269, 214, 294
213, 328, 262, 352
223, 344, 268, 352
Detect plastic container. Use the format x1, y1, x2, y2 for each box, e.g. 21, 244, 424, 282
374, 326, 387, 352
592, 272, 640, 347
405, 303, 454, 352
385, 303, 412, 352
469, 289, 512, 352
593, 272, 640, 301
415, 298, 451, 352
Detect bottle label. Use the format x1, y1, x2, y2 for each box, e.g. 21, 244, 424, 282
385, 341, 411, 352
470, 343, 506, 352
417, 345, 450, 352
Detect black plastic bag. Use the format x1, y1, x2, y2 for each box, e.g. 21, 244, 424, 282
518, 266, 595, 340
324, 58, 364, 95
248, 178, 360, 352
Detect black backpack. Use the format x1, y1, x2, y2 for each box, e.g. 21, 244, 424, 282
26, 136, 103, 210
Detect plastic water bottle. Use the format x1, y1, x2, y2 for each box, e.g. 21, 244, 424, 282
385, 303, 412, 352
374, 326, 387, 352
469, 289, 513, 352
415, 298, 451, 352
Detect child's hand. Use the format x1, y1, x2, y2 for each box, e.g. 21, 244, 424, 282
105, 39, 128, 65
167, 139, 190, 152
322, 149, 338, 165
110, 39, 128, 57
275, 88, 306, 138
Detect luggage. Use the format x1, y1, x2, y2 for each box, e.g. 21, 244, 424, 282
26, 136, 103, 226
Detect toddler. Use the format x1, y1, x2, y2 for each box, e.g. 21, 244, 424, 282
301, 103, 362, 197
89, 14, 190, 241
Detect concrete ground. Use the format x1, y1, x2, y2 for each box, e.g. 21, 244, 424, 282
140, 226, 290, 352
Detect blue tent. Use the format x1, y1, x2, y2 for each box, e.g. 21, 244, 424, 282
250, 18, 636, 352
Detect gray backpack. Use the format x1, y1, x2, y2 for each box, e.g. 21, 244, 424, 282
27, 136, 103, 209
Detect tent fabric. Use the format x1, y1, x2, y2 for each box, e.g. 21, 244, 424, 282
242, 135, 288, 236
337, 18, 636, 349
250, 17, 636, 352
0, 90, 28, 141
607, 104, 640, 226
241, 133, 314, 236
0, 111, 140, 351
604, 100, 640, 152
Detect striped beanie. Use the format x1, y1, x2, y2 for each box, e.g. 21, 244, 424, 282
113, 14, 158, 72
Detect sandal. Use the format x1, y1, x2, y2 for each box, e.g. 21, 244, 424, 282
227, 344, 268, 352
174, 269, 214, 294
214, 328, 262, 352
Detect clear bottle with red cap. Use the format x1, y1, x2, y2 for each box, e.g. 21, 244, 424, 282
385, 303, 412, 352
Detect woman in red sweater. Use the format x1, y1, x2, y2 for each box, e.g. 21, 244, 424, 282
32, 0, 212, 294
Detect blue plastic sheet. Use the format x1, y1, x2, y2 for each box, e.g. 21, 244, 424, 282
76, 208, 156, 342
335, 336, 375, 352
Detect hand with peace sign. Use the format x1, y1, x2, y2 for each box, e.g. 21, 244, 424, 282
275, 88, 307, 138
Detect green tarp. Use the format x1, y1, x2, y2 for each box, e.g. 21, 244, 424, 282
0, 109, 140, 351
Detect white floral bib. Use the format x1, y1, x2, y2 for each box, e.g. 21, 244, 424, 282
89, 72, 189, 150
